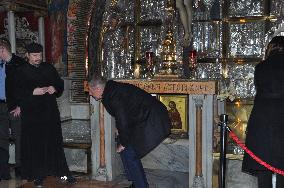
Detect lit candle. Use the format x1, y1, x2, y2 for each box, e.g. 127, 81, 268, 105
133, 64, 141, 78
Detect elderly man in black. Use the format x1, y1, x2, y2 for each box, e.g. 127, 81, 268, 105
89, 76, 171, 188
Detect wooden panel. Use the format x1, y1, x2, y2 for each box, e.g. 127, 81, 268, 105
118, 79, 217, 95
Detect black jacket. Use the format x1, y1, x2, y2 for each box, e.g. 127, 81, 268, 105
242, 53, 284, 175
102, 80, 171, 158
5, 54, 26, 111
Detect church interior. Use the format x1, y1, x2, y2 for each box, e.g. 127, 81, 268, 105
0, 0, 284, 187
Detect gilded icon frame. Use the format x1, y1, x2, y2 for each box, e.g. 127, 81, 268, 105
158, 94, 188, 138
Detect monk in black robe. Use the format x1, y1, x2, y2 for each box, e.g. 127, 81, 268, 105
15, 43, 75, 187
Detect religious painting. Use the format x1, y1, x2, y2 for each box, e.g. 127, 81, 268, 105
66, 0, 79, 76
50, 11, 66, 73
48, 0, 69, 76
158, 95, 188, 137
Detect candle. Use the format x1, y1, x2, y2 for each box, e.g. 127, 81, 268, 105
133, 64, 141, 78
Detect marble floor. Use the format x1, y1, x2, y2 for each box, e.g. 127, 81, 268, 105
0, 166, 130, 188
0, 168, 188, 188
0, 175, 132, 188
0, 178, 24, 188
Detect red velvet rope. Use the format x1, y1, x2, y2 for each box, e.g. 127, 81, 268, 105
228, 130, 284, 176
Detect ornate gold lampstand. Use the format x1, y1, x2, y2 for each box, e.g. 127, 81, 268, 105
154, 0, 180, 79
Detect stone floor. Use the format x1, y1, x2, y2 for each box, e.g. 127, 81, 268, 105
146, 169, 188, 188
18, 177, 132, 188
0, 168, 189, 188
0, 174, 131, 188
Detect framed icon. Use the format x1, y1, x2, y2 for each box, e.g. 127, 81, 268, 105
158, 94, 188, 137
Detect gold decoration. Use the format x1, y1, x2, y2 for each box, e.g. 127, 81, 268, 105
133, 64, 142, 79
162, 29, 176, 62
165, 0, 175, 12
154, 0, 180, 78
227, 99, 253, 143
110, 0, 119, 7
5, 3, 19, 11
155, 28, 179, 78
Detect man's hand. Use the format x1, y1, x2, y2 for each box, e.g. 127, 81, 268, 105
33, 87, 48, 95
10, 106, 21, 117
116, 144, 125, 153
46, 86, 56, 94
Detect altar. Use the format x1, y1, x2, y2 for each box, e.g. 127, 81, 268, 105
90, 79, 217, 187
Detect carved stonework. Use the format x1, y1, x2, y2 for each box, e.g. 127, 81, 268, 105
192, 175, 205, 188
95, 167, 108, 181
193, 96, 204, 107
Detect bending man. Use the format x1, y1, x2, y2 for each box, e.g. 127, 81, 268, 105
89, 76, 171, 188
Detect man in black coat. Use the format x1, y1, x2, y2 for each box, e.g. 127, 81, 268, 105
15, 43, 75, 187
242, 36, 284, 187
89, 76, 171, 188
0, 38, 25, 179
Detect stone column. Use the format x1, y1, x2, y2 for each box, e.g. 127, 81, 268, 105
38, 15, 46, 62
93, 102, 108, 181
34, 11, 47, 62
192, 96, 205, 188
99, 103, 106, 168
7, 9, 16, 53
90, 98, 102, 179
189, 95, 213, 187
90, 98, 123, 181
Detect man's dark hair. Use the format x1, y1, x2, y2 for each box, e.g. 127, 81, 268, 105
265, 36, 284, 59
25, 42, 43, 53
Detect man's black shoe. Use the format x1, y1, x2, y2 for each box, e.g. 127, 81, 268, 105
34, 178, 44, 187
67, 176, 77, 184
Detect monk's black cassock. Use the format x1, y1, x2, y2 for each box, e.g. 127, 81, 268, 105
15, 62, 70, 180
